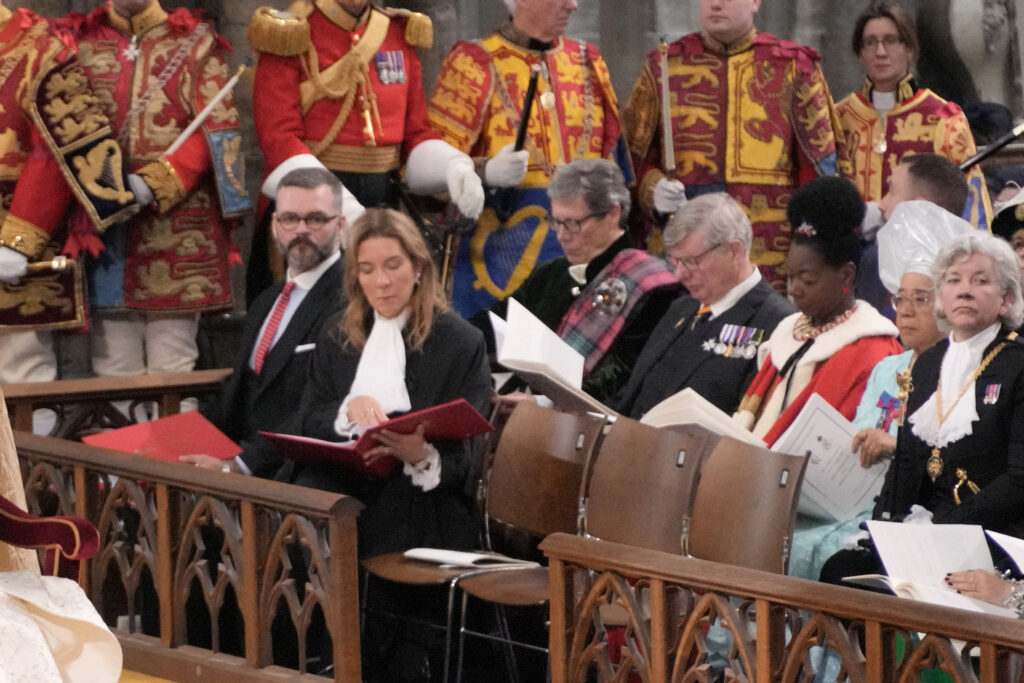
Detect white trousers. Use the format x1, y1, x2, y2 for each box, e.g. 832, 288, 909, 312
90, 311, 200, 377
0, 331, 56, 383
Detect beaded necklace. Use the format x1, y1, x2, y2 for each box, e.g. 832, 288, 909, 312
791, 303, 858, 342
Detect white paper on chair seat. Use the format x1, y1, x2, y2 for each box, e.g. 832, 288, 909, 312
771, 393, 887, 523
403, 548, 539, 568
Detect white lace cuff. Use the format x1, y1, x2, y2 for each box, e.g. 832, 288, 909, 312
404, 443, 441, 492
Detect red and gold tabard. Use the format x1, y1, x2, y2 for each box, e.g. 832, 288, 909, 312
61, 1, 248, 313
250, 0, 438, 194
0, 5, 136, 330
429, 22, 630, 317
837, 76, 992, 228
624, 30, 846, 292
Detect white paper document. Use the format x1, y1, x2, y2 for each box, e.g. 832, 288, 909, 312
843, 521, 1014, 617
499, 298, 584, 388
640, 387, 763, 446
403, 548, 539, 568
771, 393, 886, 522
986, 530, 1024, 573
495, 299, 617, 416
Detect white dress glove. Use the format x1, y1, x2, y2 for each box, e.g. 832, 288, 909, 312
0, 246, 28, 284
653, 178, 687, 214
445, 155, 485, 219
260, 153, 365, 228
405, 139, 484, 218
484, 143, 529, 187
128, 173, 154, 208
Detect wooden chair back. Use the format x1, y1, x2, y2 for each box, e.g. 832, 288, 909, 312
583, 419, 718, 554
685, 436, 808, 573
484, 402, 605, 539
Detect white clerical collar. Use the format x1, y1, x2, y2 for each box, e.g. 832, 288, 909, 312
909, 322, 1001, 449
708, 267, 761, 319
568, 263, 587, 285
948, 321, 1001, 359
287, 249, 340, 291
872, 90, 897, 115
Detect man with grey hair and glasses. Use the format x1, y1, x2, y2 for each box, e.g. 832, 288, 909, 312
612, 192, 794, 418
480, 158, 679, 402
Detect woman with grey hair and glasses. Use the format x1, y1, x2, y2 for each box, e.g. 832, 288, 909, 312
822, 231, 1024, 586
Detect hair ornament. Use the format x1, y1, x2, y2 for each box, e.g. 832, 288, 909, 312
795, 221, 817, 237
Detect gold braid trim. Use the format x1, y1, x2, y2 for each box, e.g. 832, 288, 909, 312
136, 157, 187, 214
247, 5, 312, 57
0, 215, 48, 259
383, 7, 433, 49
298, 7, 389, 113
639, 168, 666, 214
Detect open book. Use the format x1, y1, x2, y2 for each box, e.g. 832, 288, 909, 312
403, 548, 538, 569
82, 410, 240, 462
639, 387, 763, 446
845, 521, 1015, 617
493, 299, 618, 417
260, 398, 493, 479
771, 393, 887, 522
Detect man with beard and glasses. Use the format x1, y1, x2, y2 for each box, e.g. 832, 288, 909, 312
183, 168, 346, 477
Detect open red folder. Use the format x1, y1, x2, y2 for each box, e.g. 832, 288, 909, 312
259, 398, 493, 479
82, 410, 241, 462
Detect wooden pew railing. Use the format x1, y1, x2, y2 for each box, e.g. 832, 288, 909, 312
16, 431, 364, 683
542, 533, 1024, 683
3, 369, 232, 438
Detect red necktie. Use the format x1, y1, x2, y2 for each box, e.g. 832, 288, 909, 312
253, 281, 296, 374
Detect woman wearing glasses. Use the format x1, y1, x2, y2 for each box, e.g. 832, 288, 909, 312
787, 201, 972, 581
836, 1, 990, 227
476, 159, 679, 402
734, 176, 901, 446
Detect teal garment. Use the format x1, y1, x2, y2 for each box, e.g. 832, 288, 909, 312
787, 350, 912, 581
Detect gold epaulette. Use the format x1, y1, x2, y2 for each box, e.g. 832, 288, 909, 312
246, 2, 313, 56
383, 7, 432, 49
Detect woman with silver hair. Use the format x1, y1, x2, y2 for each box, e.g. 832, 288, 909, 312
822, 231, 1024, 586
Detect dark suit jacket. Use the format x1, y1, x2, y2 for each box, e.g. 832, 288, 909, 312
292, 310, 492, 557
206, 259, 343, 478
874, 331, 1024, 536
612, 278, 795, 418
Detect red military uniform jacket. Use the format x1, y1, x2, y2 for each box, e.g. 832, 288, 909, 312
250, 0, 437, 192
0, 5, 136, 330
62, 1, 248, 313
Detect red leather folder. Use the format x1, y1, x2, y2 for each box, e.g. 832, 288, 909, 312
82, 410, 241, 461
260, 398, 493, 479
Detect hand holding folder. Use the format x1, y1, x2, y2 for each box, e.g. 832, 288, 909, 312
260, 398, 493, 478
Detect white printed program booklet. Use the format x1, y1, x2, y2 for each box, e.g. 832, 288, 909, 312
639, 387, 763, 447
771, 393, 887, 522
844, 521, 1014, 617
403, 548, 539, 568
493, 299, 617, 417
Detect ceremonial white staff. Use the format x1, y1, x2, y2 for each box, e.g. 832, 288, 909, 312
658, 38, 675, 175
165, 64, 247, 156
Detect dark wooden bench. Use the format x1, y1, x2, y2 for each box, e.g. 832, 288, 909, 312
543, 532, 1024, 682
17, 431, 364, 682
